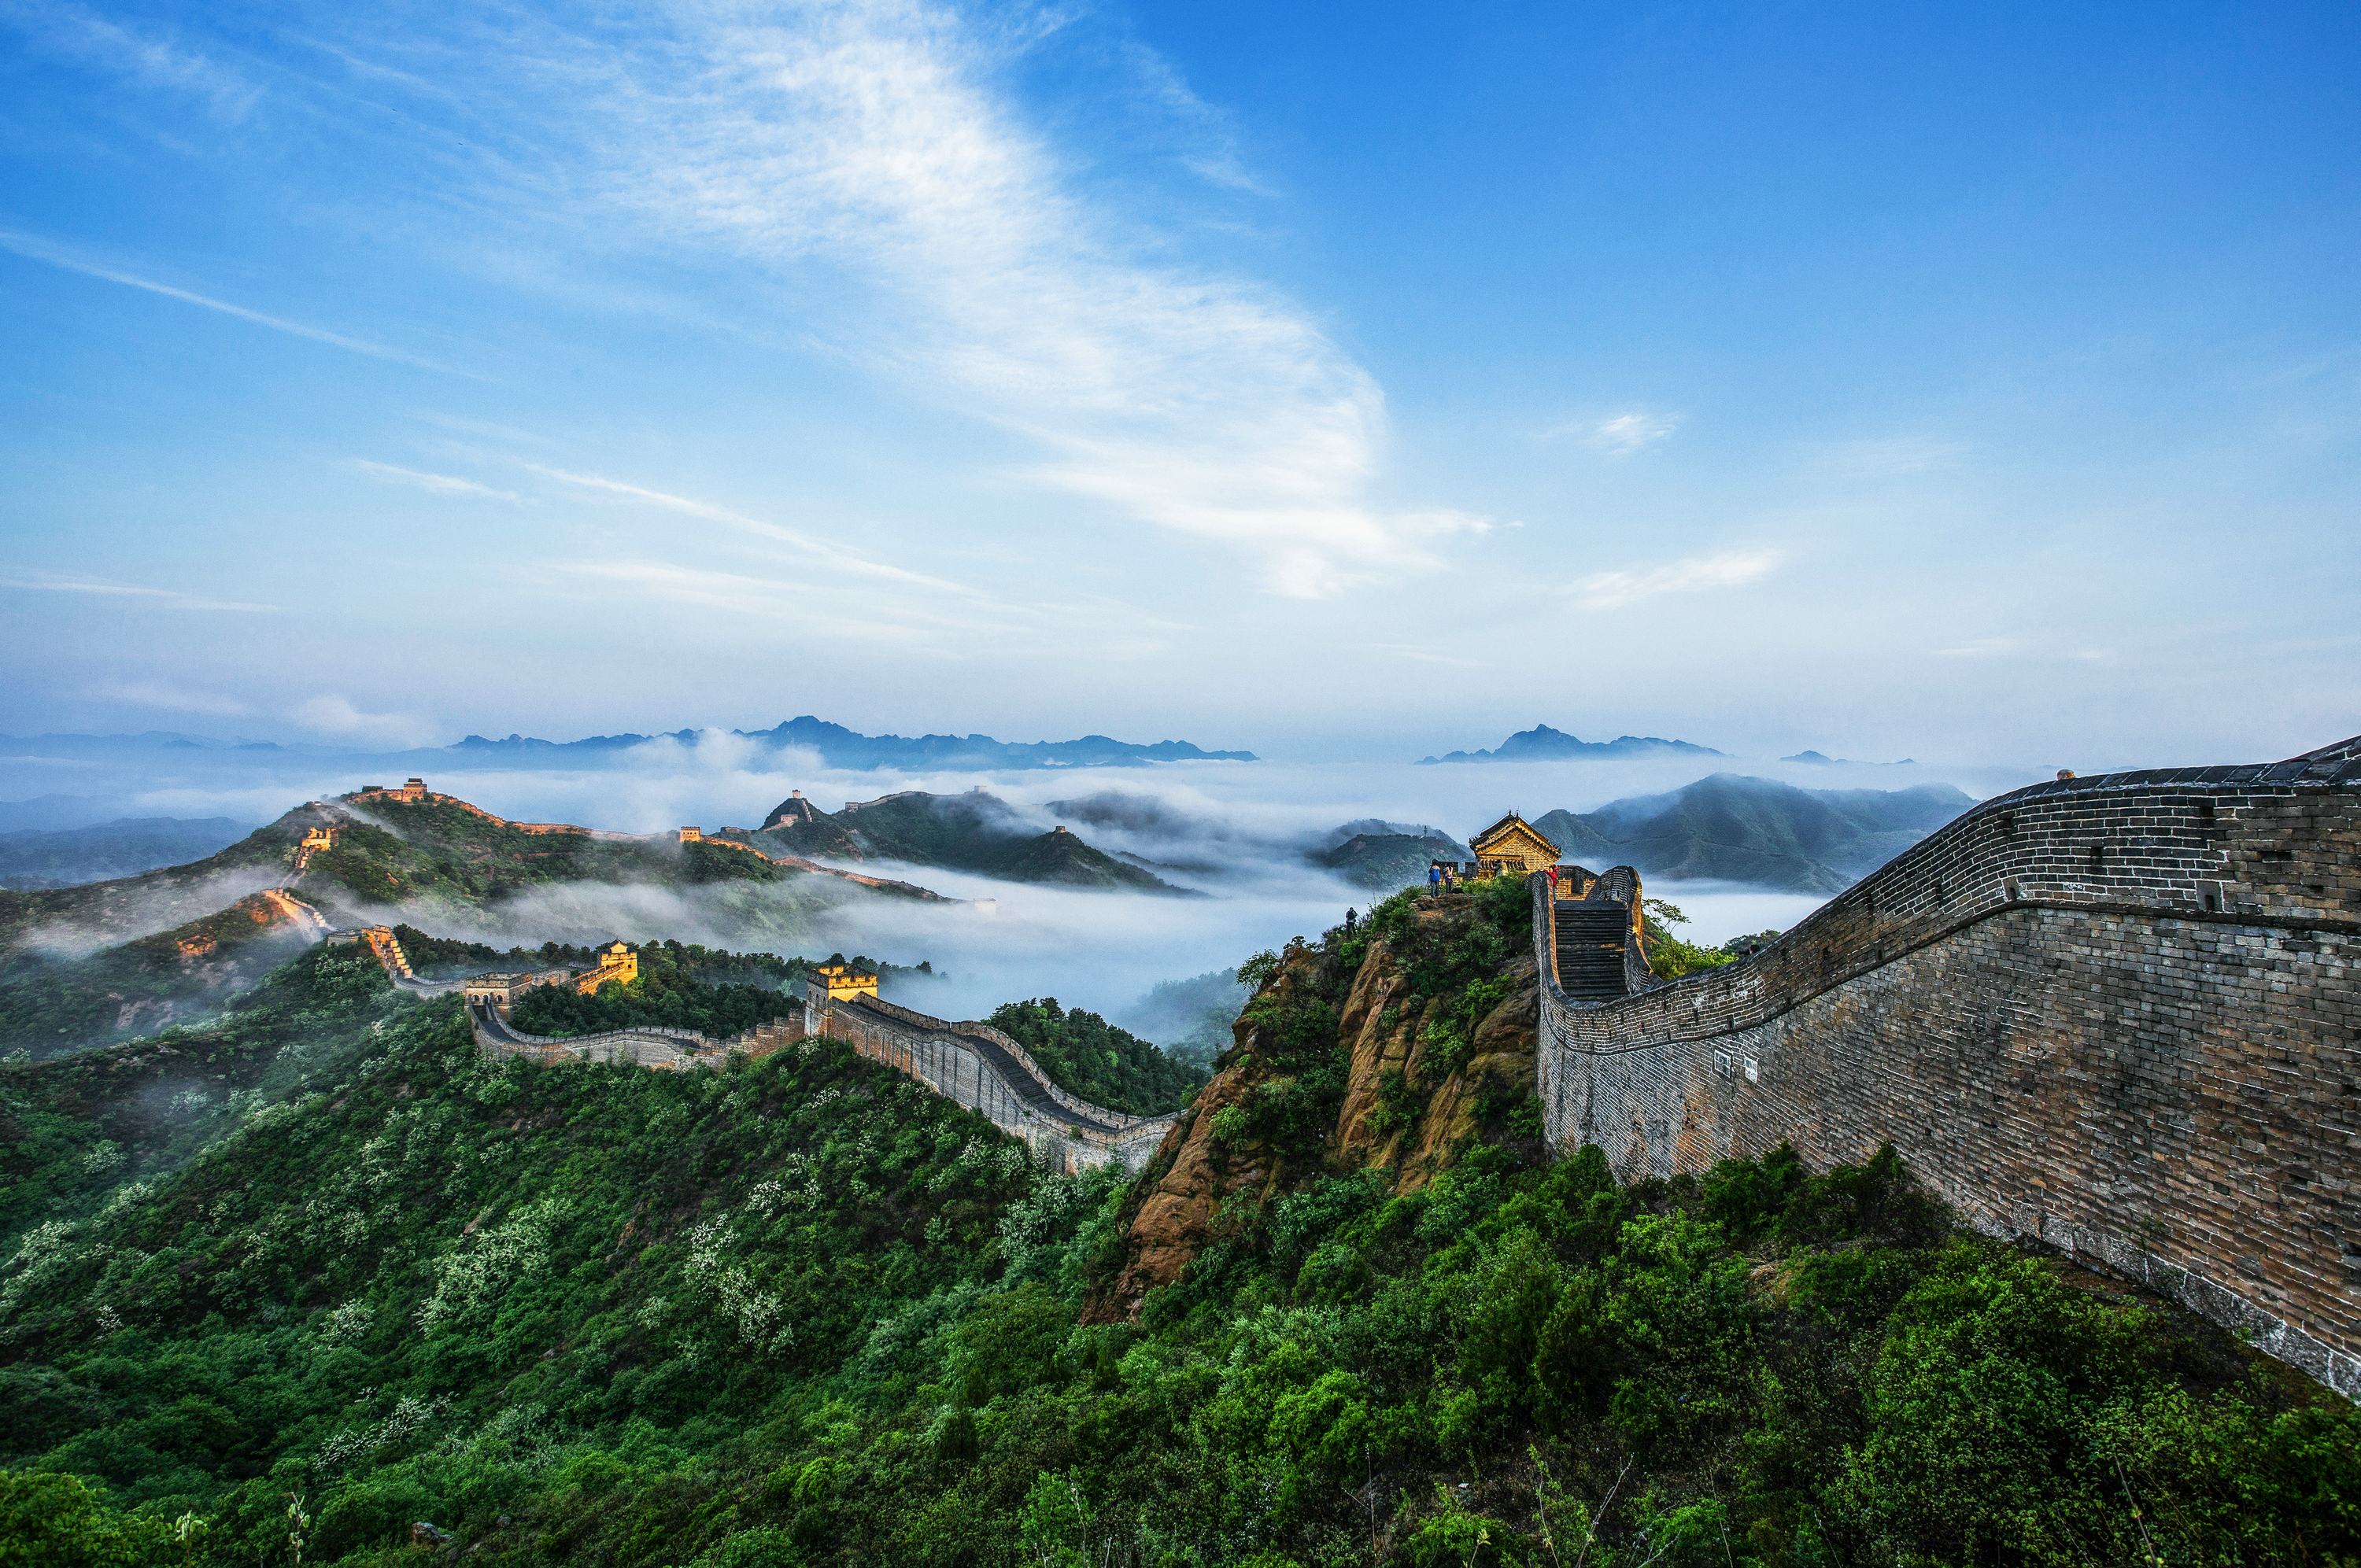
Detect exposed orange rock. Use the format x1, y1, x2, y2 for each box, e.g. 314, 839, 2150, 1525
1086, 948, 1324, 1321
1090, 892, 1544, 1320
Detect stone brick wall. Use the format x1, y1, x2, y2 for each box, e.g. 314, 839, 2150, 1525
808, 993, 1176, 1172
1535, 742, 2361, 1397
472, 1008, 804, 1073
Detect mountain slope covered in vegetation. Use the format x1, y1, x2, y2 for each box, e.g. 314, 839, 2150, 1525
0, 817, 255, 892
754, 791, 1197, 893
2, 897, 2352, 1568
1532, 776, 1976, 894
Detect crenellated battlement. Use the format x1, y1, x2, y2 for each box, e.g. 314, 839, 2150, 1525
1534, 733, 2361, 1396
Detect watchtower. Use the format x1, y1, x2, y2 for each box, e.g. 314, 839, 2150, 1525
811, 961, 879, 1003
1469, 813, 1562, 878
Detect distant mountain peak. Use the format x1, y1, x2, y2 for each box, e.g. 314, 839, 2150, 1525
1781, 750, 1919, 766
1418, 724, 1725, 765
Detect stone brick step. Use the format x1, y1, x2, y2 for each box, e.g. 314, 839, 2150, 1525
1554, 903, 1631, 999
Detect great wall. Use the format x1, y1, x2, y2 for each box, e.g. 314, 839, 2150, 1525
291, 747, 2358, 1393
1534, 733, 2361, 1397
461, 968, 1177, 1174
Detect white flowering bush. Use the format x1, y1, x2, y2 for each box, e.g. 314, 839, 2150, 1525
319, 1300, 375, 1344
415, 1197, 561, 1335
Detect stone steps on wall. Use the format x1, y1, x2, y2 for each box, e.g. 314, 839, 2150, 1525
1554, 904, 1631, 1000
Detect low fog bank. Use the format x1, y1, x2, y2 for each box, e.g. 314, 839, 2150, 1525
8, 737, 1997, 1022
4, 866, 286, 961
2, 729, 2055, 839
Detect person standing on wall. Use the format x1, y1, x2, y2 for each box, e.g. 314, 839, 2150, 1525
1429, 863, 1442, 897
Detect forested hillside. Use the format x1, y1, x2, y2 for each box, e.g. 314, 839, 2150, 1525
2, 901, 2352, 1566
984, 998, 1207, 1116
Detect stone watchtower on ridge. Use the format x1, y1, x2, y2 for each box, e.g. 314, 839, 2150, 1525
810, 961, 879, 1004
1469, 812, 1562, 878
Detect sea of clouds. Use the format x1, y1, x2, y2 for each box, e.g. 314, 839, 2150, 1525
1, 733, 2045, 1024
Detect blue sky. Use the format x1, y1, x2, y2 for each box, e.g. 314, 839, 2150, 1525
2, 0, 2355, 767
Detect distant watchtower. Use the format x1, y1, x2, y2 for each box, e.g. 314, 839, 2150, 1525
811, 961, 879, 1003
575, 941, 638, 994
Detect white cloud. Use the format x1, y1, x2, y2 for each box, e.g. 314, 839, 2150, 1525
293, 695, 432, 747
1934, 637, 2017, 658
576, 2, 1476, 597
90, 681, 251, 716
3, 574, 278, 613
1568, 411, 1681, 453
0, 229, 447, 370
1568, 548, 1782, 611
355, 460, 519, 500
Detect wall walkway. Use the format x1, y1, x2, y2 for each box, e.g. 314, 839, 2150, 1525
806, 992, 1177, 1172
471, 1001, 801, 1072
1535, 736, 2361, 1396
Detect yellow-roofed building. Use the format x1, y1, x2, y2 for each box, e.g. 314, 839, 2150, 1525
1468, 813, 1562, 877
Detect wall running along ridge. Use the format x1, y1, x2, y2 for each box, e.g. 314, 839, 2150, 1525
805, 992, 1177, 1174
471, 1002, 804, 1072
464, 984, 1173, 1173
1535, 736, 2361, 1396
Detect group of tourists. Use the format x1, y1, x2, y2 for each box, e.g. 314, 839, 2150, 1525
1428, 861, 1564, 895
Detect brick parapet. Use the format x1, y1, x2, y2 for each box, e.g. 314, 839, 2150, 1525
471, 1007, 803, 1073
1535, 747, 2361, 1398
807, 994, 1175, 1171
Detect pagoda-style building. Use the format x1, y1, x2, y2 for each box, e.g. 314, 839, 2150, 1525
1468, 813, 1562, 877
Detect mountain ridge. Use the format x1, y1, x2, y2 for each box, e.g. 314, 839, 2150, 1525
1530, 773, 1976, 893
1419, 721, 1726, 764
0, 717, 1258, 775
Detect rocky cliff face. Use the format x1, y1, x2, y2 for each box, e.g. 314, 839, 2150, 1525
1088, 885, 1543, 1320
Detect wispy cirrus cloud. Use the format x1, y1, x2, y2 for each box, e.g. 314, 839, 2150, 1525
4, 574, 277, 613
527, 465, 977, 597
355, 460, 519, 500
1586, 413, 1677, 454
563, 2, 1479, 597
0, 0, 258, 120
294, 694, 432, 747
1361, 643, 1485, 667
1568, 548, 1783, 610
0, 230, 448, 370
1544, 411, 1677, 453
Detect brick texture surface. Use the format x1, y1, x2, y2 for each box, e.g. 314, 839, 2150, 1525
1536, 754, 2361, 1396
